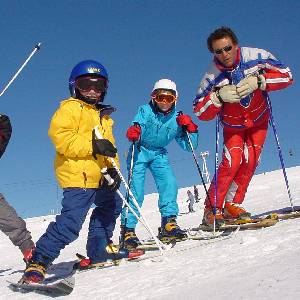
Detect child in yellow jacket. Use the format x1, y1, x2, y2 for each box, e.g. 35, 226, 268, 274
21, 60, 142, 284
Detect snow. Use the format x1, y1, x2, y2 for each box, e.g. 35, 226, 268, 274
1, 166, 300, 299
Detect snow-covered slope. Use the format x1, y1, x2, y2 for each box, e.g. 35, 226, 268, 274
1, 166, 300, 299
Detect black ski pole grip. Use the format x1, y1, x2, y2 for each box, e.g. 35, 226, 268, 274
132, 122, 141, 151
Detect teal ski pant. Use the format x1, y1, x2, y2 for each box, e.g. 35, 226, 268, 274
121, 146, 178, 229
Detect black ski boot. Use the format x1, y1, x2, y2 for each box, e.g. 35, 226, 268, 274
159, 215, 187, 240
119, 226, 141, 249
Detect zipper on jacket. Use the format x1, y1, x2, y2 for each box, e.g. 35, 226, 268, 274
83, 171, 87, 181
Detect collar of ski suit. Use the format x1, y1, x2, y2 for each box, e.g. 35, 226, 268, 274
95, 103, 117, 118
214, 46, 241, 71
214, 47, 252, 108
68, 97, 117, 118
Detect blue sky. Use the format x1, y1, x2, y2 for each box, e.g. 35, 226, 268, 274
0, 0, 299, 218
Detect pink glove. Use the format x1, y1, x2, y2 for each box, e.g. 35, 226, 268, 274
176, 114, 198, 133
126, 126, 141, 142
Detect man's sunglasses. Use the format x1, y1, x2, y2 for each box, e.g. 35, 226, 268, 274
214, 45, 233, 55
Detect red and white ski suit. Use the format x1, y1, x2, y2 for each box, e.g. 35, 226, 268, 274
193, 46, 293, 208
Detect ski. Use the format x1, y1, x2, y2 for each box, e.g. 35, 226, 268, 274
277, 208, 300, 220
48, 249, 148, 276
225, 212, 278, 226
234, 213, 278, 229
72, 251, 150, 273
190, 213, 278, 231
74, 259, 121, 272
130, 227, 239, 262
8, 275, 75, 296
77, 228, 237, 265
48, 228, 237, 280
252, 207, 300, 221
141, 230, 224, 246
130, 239, 176, 251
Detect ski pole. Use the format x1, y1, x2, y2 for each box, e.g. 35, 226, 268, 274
94, 126, 166, 257
116, 191, 169, 250
265, 93, 294, 210
122, 122, 140, 247
101, 168, 167, 250
101, 167, 152, 231
121, 142, 135, 247
101, 167, 149, 230
182, 127, 218, 227
213, 114, 221, 232
0, 43, 41, 99
178, 112, 214, 209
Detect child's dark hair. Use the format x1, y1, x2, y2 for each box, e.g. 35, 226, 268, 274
207, 27, 238, 53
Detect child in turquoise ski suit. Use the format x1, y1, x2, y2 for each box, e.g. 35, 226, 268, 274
120, 79, 199, 247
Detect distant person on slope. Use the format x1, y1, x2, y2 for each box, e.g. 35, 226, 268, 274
193, 185, 200, 202
21, 60, 143, 284
0, 114, 35, 262
120, 79, 199, 248
187, 190, 195, 213
193, 26, 293, 226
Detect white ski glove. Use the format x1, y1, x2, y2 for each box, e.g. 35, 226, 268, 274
211, 85, 241, 107
210, 92, 222, 107
236, 75, 266, 98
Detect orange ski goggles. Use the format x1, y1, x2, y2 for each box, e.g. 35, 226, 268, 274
151, 90, 177, 104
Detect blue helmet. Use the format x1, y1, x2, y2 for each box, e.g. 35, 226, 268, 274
69, 60, 109, 102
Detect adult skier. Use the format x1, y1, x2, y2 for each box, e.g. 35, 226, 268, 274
120, 79, 199, 248
21, 60, 142, 284
193, 27, 293, 226
0, 114, 35, 262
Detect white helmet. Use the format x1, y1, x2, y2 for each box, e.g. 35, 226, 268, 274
152, 79, 178, 97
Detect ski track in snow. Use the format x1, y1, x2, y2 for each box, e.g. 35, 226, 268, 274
1, 166, 300, 299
